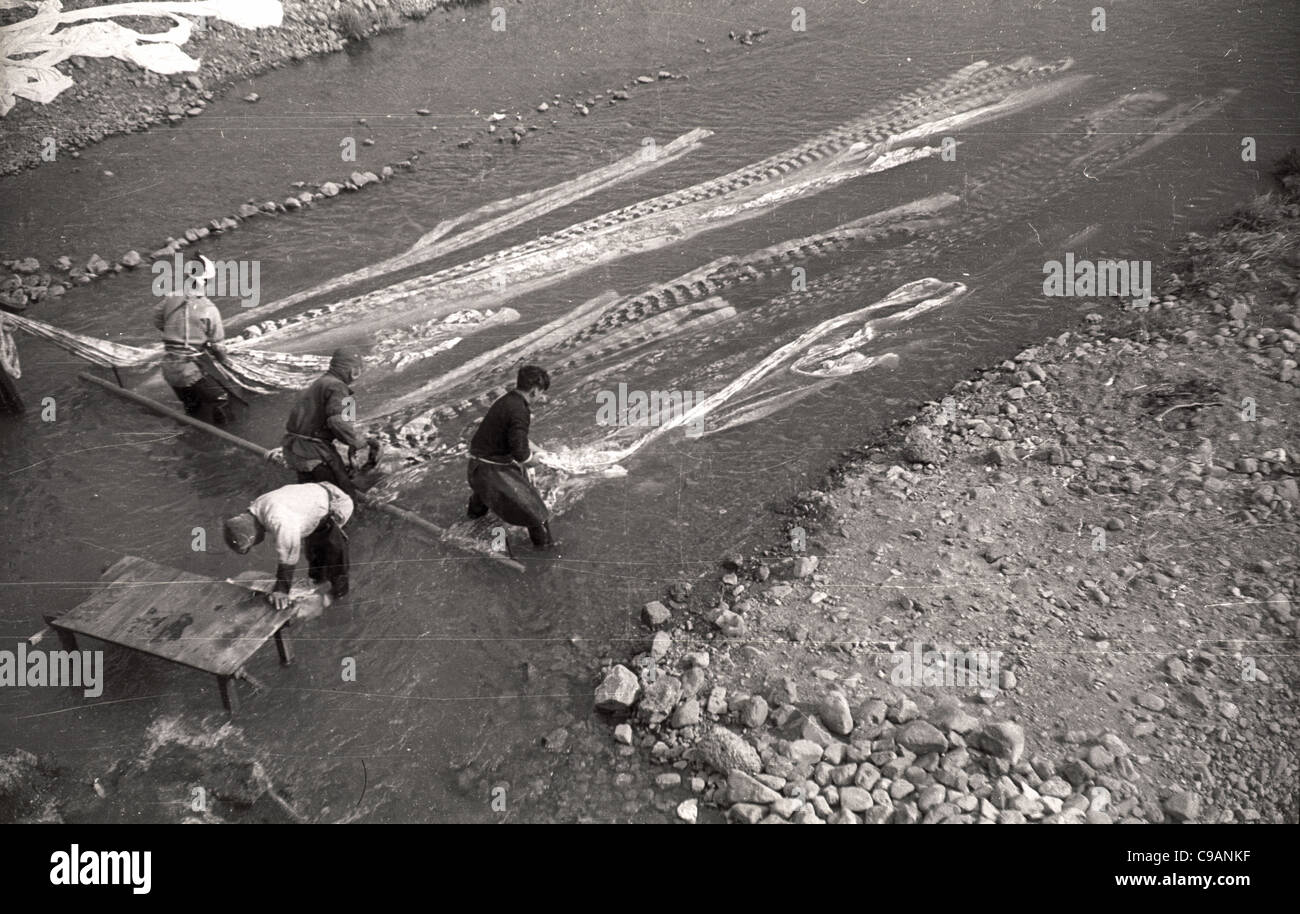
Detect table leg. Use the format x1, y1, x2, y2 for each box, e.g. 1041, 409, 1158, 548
51, 625, 78, 653
274, 627, 294, 666
217, 675, 240, 716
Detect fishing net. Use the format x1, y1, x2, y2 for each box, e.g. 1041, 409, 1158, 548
4, 310, 327, 392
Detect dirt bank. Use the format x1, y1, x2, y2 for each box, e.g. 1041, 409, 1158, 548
0, 0, 483, 178
594, 171, 1300, 824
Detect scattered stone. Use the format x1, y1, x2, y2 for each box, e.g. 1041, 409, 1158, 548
696, 726, 762, 775
642, 600, 671, 628
1137, 692, 1166, 712
594, 665, 639, 713
728, 803, 765, 824
928, 700, 979, 734
901, 424, 942, 464
818, 691, 854, 736
739, 696, 769, 728
649, 630, 672, 659
728, 769, 780, 805
897, 720, 949, 755
791, 556, 819, 578
638, 676, 683, 725
714, 609, 746, 639
1163, 790, 1201, 822
787, 739, 824, 767
973, 721, 1026, 765
857, 698, 888, 726
1265, 592, 1292, 621
671, 698, 701, 728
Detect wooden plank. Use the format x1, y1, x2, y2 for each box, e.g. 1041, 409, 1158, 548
53, 556, 295, 678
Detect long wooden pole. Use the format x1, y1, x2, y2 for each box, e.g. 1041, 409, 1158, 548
77, 371, 526, 573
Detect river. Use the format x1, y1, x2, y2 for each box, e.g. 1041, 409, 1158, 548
1, 0, 1297, 822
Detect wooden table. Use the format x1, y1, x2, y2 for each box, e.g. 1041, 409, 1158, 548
47, 555, 297, 715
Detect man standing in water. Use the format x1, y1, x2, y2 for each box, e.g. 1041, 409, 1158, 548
281, 347, 378, 499
153, 253, 232, 424
466, 364, 556, 549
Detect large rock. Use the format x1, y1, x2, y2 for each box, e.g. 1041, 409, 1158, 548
786, 739, 824, 767
739, 695, 768, 728
638, 676, 682, 725
896, 720, 949, 755
857, 697, 888, 727
1265, 592, 1292, 622
974, 721, 1026, 765
594, 665, 639, 712
928, 700, 979, 734
791, 556, 819, 578
649, 631, 672, 659
1163, 790, 1201, 822
901, 424, 942, 464
818, 691, 854, 736
713, 609, 746, 639
839, 786, 873, 812
727, 803, 765, 824
696, 726, 761, 775
642, 600, 671, 628
670, 698, 701, 729
799, 714, 838, 747
728, 770, 780, 805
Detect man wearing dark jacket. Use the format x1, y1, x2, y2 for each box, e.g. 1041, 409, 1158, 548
281, 347, 377, 499
466, 364, 555, 548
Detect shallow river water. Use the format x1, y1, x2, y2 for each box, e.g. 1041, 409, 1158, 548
1, 0, 1297, 821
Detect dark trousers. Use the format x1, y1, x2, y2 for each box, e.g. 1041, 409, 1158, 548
0, 365, 22, 416
466, 459, 553, 546
296, 459, 359, 500
305, 518, 350, 597
169, 373, 231, 425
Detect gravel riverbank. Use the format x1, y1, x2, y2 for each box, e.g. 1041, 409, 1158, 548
592, 178, 1300, 824
0, 0, 479, 178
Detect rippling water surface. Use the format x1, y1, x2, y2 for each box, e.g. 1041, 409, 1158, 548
1, 0, 1297, 821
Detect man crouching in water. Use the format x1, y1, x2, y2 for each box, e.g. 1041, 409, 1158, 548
223, 482, 353, 611
281, 347, 380, 500
466, 364, 556, 549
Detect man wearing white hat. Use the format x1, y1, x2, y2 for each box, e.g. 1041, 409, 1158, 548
223, 481, 354, 610
152, 251, 231, 424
